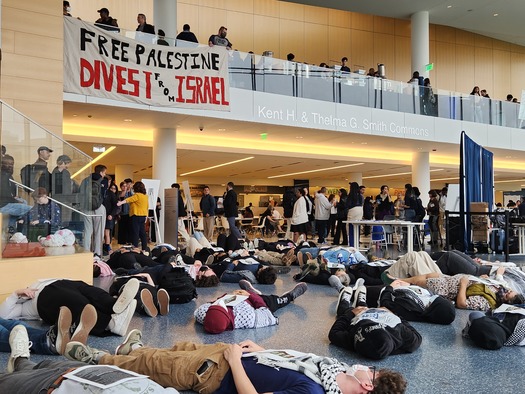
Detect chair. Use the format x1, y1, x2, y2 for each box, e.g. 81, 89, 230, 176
402, 210, 422, 250
252, 216, 267, 237
384, 215, 402, 251
195, 217, 204, 232
240, 217, 255, 234
369, 225, 387, 249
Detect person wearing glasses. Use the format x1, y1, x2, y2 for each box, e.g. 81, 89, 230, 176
60, 329, 407, 394
329, 280, 422, 360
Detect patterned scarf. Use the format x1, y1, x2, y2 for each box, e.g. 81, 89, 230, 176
250, 351, 348, 394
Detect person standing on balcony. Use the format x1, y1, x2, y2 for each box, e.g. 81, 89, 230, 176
209, 26, 232, 49
136, 13, 155, 34
176, 24, 198, 44
21, 146, 53, 196
340, 57, 351, 73
95, 8, 119, 31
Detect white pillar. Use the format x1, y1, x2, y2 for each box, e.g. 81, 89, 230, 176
412, 151, 430, 207
114, 165, 134, 185
411, 11, 429, 78
153, 128, 178, 239
154, 0, 177, 40
348, 172, 363, 186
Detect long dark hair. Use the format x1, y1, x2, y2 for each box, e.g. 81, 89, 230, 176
348, 182, 360, 205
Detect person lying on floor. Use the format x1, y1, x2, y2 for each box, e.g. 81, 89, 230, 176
0, 305, 94, 359
63, 330, 408, 394
294, 254, 353, 289
296, 245, 367, 267
0, 325, 179, 393
373, 279, 455, 324
0, 278, 140, 336
207, 255, 278, 284
463, 305, 525, 349
194, 280, 307, 334
329, 281, 422, 360
107, 246, 160, 270
387, 269, 525, 311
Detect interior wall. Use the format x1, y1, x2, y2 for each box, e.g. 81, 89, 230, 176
1, 0, 64, 135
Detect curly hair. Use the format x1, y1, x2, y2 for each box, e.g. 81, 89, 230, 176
195, 275, 219, 287
256, 266, 277, 284
373, 368, 407, 394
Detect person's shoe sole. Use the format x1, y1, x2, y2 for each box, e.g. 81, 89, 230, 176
205, 254, 214, 265
56, 306, 72, 355
275, 266, 291, 274
113, 278, 140, 314
140, 289, 158, 317
157, 288, 170, 316
71, 304, 97, 346
239, 279, 262, 295
336, 286, 354, 316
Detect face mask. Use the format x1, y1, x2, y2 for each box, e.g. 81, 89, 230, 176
346, 364, 370, 376
220, 31, 227, 38
66, 6, 71, 12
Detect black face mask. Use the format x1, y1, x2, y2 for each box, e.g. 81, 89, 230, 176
220, 32, 227, 38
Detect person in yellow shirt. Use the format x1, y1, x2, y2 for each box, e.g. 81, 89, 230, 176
117, 181, 149, 251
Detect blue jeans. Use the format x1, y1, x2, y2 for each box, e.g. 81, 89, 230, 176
0, 318, 53, 354
227, 216, 242, 239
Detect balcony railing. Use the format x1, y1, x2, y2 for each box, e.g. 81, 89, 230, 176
74, 23, 524, 128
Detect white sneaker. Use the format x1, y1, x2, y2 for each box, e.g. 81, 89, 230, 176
113, 278, 140, 314
110, 299, 137, 336
7, 325, 32, 373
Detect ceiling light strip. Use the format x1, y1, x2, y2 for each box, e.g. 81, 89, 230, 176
71, 146, 116, 179
362, 169, 443, 180
268, 163, 365, 179
180, 156, 254, 176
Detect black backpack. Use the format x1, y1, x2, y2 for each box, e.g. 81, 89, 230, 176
79, 176, 102, 210
158, 266, 197, 304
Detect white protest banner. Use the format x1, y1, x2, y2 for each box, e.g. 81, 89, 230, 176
64, 17, 230, 110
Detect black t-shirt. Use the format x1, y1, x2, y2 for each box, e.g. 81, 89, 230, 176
208, 34, 231, 48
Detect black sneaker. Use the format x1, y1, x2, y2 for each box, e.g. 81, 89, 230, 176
239, 279, 261, 295
281, 282, 307, 301
336, 287, 354, 316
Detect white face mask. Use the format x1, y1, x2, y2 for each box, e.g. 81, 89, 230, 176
66, 6, 71, 12
346, 364, 370, 376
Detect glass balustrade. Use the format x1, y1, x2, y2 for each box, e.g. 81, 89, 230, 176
1, 101, 98, 258
75, 22, 524, 128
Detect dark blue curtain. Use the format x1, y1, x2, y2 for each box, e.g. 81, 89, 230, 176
460, 131, 494, 251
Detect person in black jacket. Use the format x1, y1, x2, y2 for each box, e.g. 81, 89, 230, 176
333, 188, 348, 245
223, 182, 242, 239
329, 283, 422, 360
176, 24, 199, 43
282, 187, 296, 240
378, 280, 455, 324
136, 13, 155, 34
103, 183, 119, 255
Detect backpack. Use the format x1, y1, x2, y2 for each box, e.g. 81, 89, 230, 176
158, 266, 197, 304
80, 176, 102, 210
20, 164, 50, 192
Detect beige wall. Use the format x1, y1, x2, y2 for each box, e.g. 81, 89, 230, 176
1, 0, 64, 135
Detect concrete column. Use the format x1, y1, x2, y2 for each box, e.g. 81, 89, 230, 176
153, 128, 178, 239
115, 165, 134, 184
411, 11, 429, 78
412, 151, 430, 207
153, 0, 177, 40
348, 172, 363, 186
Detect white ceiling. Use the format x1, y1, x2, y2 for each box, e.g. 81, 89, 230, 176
282, 0, 525, 46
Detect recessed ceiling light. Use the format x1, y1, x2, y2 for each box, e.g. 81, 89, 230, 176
447, 5, 452, 8
218, 128, 226, 131
361, 142, 367, 145
296, 136, 303, 139
124, 119, 132, 122
493, 13, 499, 17
72, 114, 78, 117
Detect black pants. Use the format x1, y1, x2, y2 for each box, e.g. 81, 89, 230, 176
118, 214, 131, 244
37, 280, 115, 336
333, 218, 348, 245
217, 233, 241, 251
261, 294, 291, 312
435, 250, 491, 276
316, 220, 328, 243
131, 215, 148, 250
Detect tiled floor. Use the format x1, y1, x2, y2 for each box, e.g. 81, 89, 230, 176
2, 238, 525, 393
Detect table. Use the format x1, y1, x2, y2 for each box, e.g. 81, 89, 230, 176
344, 220, 425, 253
